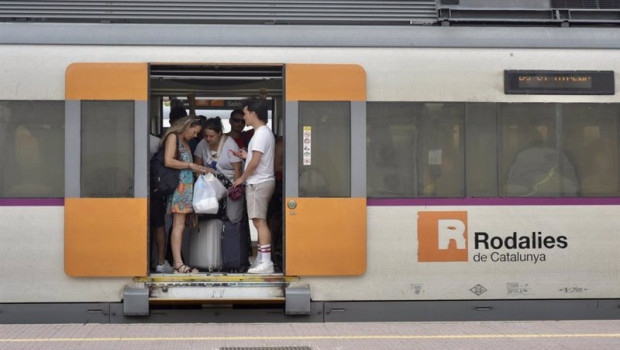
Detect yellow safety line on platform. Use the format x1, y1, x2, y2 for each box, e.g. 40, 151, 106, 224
3, 333, 620, 342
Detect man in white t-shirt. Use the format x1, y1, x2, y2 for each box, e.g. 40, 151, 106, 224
232, 97, 275, 274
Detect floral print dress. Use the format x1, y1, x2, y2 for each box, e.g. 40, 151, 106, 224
167, 139, 194, 214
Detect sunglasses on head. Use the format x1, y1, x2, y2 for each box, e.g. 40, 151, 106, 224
230, 117, 244, 124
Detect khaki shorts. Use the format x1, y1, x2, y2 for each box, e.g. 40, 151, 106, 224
246, 180, 276, 219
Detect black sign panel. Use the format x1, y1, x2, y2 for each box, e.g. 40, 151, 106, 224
504, 70, 615, 95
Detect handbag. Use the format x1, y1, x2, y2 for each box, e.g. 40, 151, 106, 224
228, 184, 244, 200
150, 135, 180, 198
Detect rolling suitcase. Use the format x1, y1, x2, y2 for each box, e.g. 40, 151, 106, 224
189, 219, 222, 271
222, 220, 250, 272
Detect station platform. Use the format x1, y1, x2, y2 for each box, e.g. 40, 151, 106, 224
1, 320, 619, 350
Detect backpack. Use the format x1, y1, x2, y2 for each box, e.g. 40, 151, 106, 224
150, 135, 180, 198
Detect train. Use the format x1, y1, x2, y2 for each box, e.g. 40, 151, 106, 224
1, 5, 620, 323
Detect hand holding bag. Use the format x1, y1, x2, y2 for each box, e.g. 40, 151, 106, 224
193, 175, 219, 214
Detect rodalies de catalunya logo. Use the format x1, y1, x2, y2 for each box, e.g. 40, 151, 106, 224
417, 211, 568, 263
417, 211, 468, 262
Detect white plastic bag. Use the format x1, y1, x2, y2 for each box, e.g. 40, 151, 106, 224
193, 175, 219, 214
204, 173, 228, 200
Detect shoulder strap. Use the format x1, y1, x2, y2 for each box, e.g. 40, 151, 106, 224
164, 133, 180, 160
215, 135, 227, 161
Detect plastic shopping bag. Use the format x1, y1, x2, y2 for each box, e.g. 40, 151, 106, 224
193, 175, 219, 214
204, 173, 228, 200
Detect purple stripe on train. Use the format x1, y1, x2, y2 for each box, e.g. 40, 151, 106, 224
0, 198, 65, 206
367, 197, 620, 206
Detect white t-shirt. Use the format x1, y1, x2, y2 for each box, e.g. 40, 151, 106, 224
245, 125, 275, 185
194, 136, 241, 181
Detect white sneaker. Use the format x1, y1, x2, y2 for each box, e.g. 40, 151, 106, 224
247, 260, 274, 274
249, 257, 259, 269
155, 261, 173, 273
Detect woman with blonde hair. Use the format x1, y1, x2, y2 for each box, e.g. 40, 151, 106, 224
160, 116, 210, 273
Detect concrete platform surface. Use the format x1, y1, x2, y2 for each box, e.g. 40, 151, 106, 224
1, 320, 619, 350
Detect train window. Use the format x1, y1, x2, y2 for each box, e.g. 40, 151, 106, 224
416, 103, 465, 197
561, 104, 620, 197
367, 102, 465, 198
368, 102, 619, 199
367, 102, 417, 197
466, 103, 498, 197
81, 101, 134, 198
298, 102, 351, 197
0, 101, 64, 197
499, 104, 578, 197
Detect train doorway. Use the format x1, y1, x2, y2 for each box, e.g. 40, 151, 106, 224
148, 64, 284, 275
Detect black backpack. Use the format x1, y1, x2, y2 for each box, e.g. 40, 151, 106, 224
150, 136, 180, 198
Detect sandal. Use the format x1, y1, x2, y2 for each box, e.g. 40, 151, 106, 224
173, 264, 199, 274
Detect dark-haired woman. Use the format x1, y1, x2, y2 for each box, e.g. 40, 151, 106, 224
161, 116, 210, 273
194, 117, 243, 222
194, 117, 242, 182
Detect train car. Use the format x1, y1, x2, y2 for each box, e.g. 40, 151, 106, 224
1, 1, 620, 323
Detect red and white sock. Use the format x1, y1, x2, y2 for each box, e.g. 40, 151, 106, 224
258, 244, 272, 263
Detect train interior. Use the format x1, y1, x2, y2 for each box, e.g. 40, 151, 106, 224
147, 64, 285, 277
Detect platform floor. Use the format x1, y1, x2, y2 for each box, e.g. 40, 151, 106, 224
1, 320, 620, 349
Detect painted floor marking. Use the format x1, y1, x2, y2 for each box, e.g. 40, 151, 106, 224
2, 333, 620, 342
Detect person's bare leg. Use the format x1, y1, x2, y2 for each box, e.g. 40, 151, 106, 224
171, 213, 186, 269
253, 218, 271, 246
155, 226, 166, 264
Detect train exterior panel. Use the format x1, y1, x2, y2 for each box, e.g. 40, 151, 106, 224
306, 205, 620, 300
2, 46, 620, 102
1, 40, 619, 308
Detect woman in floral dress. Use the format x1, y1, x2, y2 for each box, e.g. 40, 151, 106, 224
160, 116, 210, 273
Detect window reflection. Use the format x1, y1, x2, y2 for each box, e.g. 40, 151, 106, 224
500, 104, 579, 197
562, 104, 619, 197
81, 101, 134, 198
0, 101, 64, 197
298, 102, 350, 198
367, 103, 465, 198
367, 102, 620, 198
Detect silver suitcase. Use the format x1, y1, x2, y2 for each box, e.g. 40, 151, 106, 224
189, 219, 222, 271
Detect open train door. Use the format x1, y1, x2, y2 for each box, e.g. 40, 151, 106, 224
284, 64, 367, 276
64, 63, 148, 277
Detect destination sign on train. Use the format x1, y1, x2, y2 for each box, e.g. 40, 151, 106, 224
195, 99, 245, 109
504, 70, 615, 95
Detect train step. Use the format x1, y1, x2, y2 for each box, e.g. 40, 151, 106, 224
134, 274, 299, 303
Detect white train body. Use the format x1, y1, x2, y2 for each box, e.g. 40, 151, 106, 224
1, 27, 619, 319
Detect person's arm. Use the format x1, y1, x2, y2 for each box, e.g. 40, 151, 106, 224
232, 162, 242, 181
226, 139, 243, 181
230, 148, 247, 160
232, 151, 262, 187
164, 134, 209, 173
